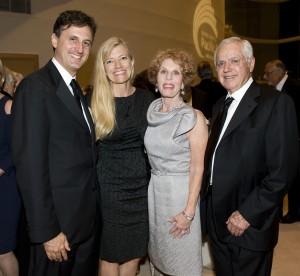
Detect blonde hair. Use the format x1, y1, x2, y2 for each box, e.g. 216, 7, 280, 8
91, 37, 134, 140
0, 59, 5, 88
3, 67, 17, 96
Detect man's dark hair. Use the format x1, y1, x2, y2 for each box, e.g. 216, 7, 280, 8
197, 60, 213, 79
53, 10, 97, 39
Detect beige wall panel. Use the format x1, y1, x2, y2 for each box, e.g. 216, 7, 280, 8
0, 0, 225, 86
0, 53, 39, 77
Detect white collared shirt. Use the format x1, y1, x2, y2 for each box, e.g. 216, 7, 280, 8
210, 77, 254, 184
51, 58, 91, 132
276, 73, 288, 92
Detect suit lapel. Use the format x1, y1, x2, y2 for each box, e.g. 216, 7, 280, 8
47, 61, 95, 141
56, 80, 91, 132
221, 82, 260, 140
80, 93, 96, 143
209, 97, 225, 132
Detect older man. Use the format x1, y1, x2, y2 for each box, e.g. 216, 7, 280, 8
201, 37, 298, 276
264, 59, 300, 224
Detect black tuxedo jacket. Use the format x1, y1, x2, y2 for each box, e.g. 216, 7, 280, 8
12, 60, 99, 244
201, 81, 299, 251
282, 76, 300, 136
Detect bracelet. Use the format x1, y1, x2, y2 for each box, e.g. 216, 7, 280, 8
182, 211, 194, 221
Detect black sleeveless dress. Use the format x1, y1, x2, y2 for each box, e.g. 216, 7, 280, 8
97, 88, 155, 262
0, 95, 21, 254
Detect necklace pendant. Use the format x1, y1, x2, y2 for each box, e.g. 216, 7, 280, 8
157, 98, 184, 113
168, 99, 184, 112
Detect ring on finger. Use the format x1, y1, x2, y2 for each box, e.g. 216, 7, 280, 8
181, 229, 187, 235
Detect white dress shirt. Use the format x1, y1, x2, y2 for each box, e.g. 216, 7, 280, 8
52, 58, 91, 132
276, 73, 288, 92
210, 77, 253, 184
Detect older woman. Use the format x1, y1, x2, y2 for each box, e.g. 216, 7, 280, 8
144, 49, 208, 275
91, 37, 155, 276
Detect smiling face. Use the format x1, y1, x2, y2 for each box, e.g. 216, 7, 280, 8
216, 41, 254, 94
157, 58, 183, 99
104, 44, 134, 84
51, 25, 93, 76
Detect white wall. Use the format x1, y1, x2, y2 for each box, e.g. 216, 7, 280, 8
0, 0, 224, 86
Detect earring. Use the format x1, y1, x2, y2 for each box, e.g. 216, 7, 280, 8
155, 85, 159, 93
180, 88, 185, 95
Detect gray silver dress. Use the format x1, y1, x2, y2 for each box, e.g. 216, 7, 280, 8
144, 98, 202, 276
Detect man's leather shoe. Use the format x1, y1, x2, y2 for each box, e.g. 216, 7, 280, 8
280, 213, 300, 224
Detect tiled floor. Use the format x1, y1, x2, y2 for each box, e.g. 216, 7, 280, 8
139, 197, 300, 276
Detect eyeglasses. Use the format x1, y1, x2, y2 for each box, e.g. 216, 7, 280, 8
216, 57, 241, 69
264, 68, 280, 76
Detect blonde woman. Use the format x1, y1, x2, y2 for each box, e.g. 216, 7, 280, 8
91, 37, 155, 276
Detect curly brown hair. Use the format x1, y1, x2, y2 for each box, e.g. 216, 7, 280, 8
148, 48, 196, 86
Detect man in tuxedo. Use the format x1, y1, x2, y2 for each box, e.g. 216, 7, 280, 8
200, 37, 298, 276
264, 59, 300, 223
12, 10, 101, 276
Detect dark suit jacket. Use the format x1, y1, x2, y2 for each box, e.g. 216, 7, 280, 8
201, 81, 299, 251
191, 86, 208, 117
282, 76, 300, 136
12, 60, 99, 244
192, 78, 227, 119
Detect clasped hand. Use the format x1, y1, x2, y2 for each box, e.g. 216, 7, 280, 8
226, 210, 250, 236
168, 212, 191, 239
43, 232, 71, 262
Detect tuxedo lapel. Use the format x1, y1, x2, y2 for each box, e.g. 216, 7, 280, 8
209, 97, 225, 132
56, 80, 90, 132
46, 61, 95, 140
79, 93, 96, 142
222, 82, 260, 140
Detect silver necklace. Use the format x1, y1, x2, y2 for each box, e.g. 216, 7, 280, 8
158, 98, 184, 113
